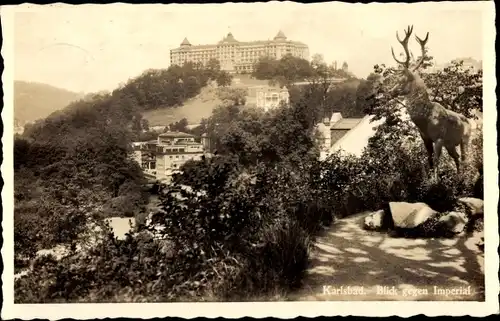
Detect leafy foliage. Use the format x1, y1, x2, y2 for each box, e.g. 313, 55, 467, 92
325, 56, 483, 217
216, 71, 233, 87
423, 61, 483, 117
166, 118, 189, 133
14, 87, 150, 266
15, 106, 326, 303
215, 87, 248, 106
15, 40, 484, 304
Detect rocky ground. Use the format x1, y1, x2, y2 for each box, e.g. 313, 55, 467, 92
288, 212, 484, 301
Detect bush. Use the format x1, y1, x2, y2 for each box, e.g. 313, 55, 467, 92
320, 120, 481, 218
255, 219, 310, 291
15, 228, 224, 303
219, 218, 310, 301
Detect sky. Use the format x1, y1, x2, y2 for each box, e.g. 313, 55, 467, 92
13, 1, 486, 94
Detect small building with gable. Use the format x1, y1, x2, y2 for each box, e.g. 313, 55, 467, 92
316, 112, 385, 161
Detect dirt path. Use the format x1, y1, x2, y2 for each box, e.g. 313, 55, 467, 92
288, 212, 485, 301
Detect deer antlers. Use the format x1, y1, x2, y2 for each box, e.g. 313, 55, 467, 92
391, 25, 413, 69
391, 25, 429, 71
412, 32, 429, 71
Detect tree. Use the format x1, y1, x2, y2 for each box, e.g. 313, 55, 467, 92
252, 56, 279, 80
422, 60, 482, 118
355, 72, 383, 115
216, 71, 233, 87
216, 87, 248, 106
252, 55, 313, 87
327, 79, 365, 117
304, 59, 338, 121
168, 118, 189, 132
206, 58, 222, 79
141, 118, 150, 131
274, 54, 314, 86
14, 85, 149, 266
311, 53, 325, 69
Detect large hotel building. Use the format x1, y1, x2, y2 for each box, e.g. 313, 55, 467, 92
170, 31, 310, 73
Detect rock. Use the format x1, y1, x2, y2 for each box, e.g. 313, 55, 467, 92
389, 202, 439, 229
455, 197, 484, 217
477, 237, 484, 251
364, 210, 385, 230
438, 211, 469, 234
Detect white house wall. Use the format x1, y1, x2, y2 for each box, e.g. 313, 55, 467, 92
329, 115, 385, 158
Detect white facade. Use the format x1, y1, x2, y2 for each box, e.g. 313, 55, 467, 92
155, 132, 206, 183
132, 132, 208, 184
170, 31, 309, 74
329, 115, 385, 158
246, 85, 290, 111
317, 113, 385, 161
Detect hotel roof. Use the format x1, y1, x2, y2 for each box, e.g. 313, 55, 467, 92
274, 30, 287, 40
159, 131, 195, 138
171, 31, 307, 51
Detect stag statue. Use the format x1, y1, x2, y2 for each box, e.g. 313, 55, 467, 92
389, 25, 472, 181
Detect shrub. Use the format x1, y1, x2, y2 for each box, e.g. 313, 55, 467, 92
320, 119, 481, 217
15, 228, 224, 303
218, 217, 311, 301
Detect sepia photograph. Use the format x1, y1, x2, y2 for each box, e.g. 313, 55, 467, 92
1, 1, 498, 319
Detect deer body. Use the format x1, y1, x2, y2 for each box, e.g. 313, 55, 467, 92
390, 26, 472, 180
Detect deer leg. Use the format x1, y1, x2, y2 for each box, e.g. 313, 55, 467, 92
460, 141, 468, 165
460, 133, 471, 166
433, 139, 444, 181
422, 138, 435, 170
445, 144, 461, 174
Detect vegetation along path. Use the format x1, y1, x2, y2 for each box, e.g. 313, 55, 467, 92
288, 212, 485, 301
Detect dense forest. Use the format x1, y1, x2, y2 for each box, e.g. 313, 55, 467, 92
14, 60, 232, 267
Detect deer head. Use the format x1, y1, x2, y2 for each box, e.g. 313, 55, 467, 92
389, 25, 429, 97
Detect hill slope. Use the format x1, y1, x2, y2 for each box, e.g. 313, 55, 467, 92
142, 84, 223, 126
142, 75, 277, 126
14, 81, 84, 125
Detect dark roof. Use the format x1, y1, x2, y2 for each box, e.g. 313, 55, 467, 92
171, 33, 307, 50
219, 32, 239, 44
274, 30, 287, 40
159, 131, 195, 138
330, 118, 363, 130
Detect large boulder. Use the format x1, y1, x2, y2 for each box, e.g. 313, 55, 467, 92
389, 202, 439, 229
363, 210, 385, 230
438, 211, 469, 234
477, 236, 484, 251
455, 197, 484, 218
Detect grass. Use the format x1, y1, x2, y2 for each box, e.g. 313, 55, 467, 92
142, 86, 222, 126
142, 75, 271, 126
